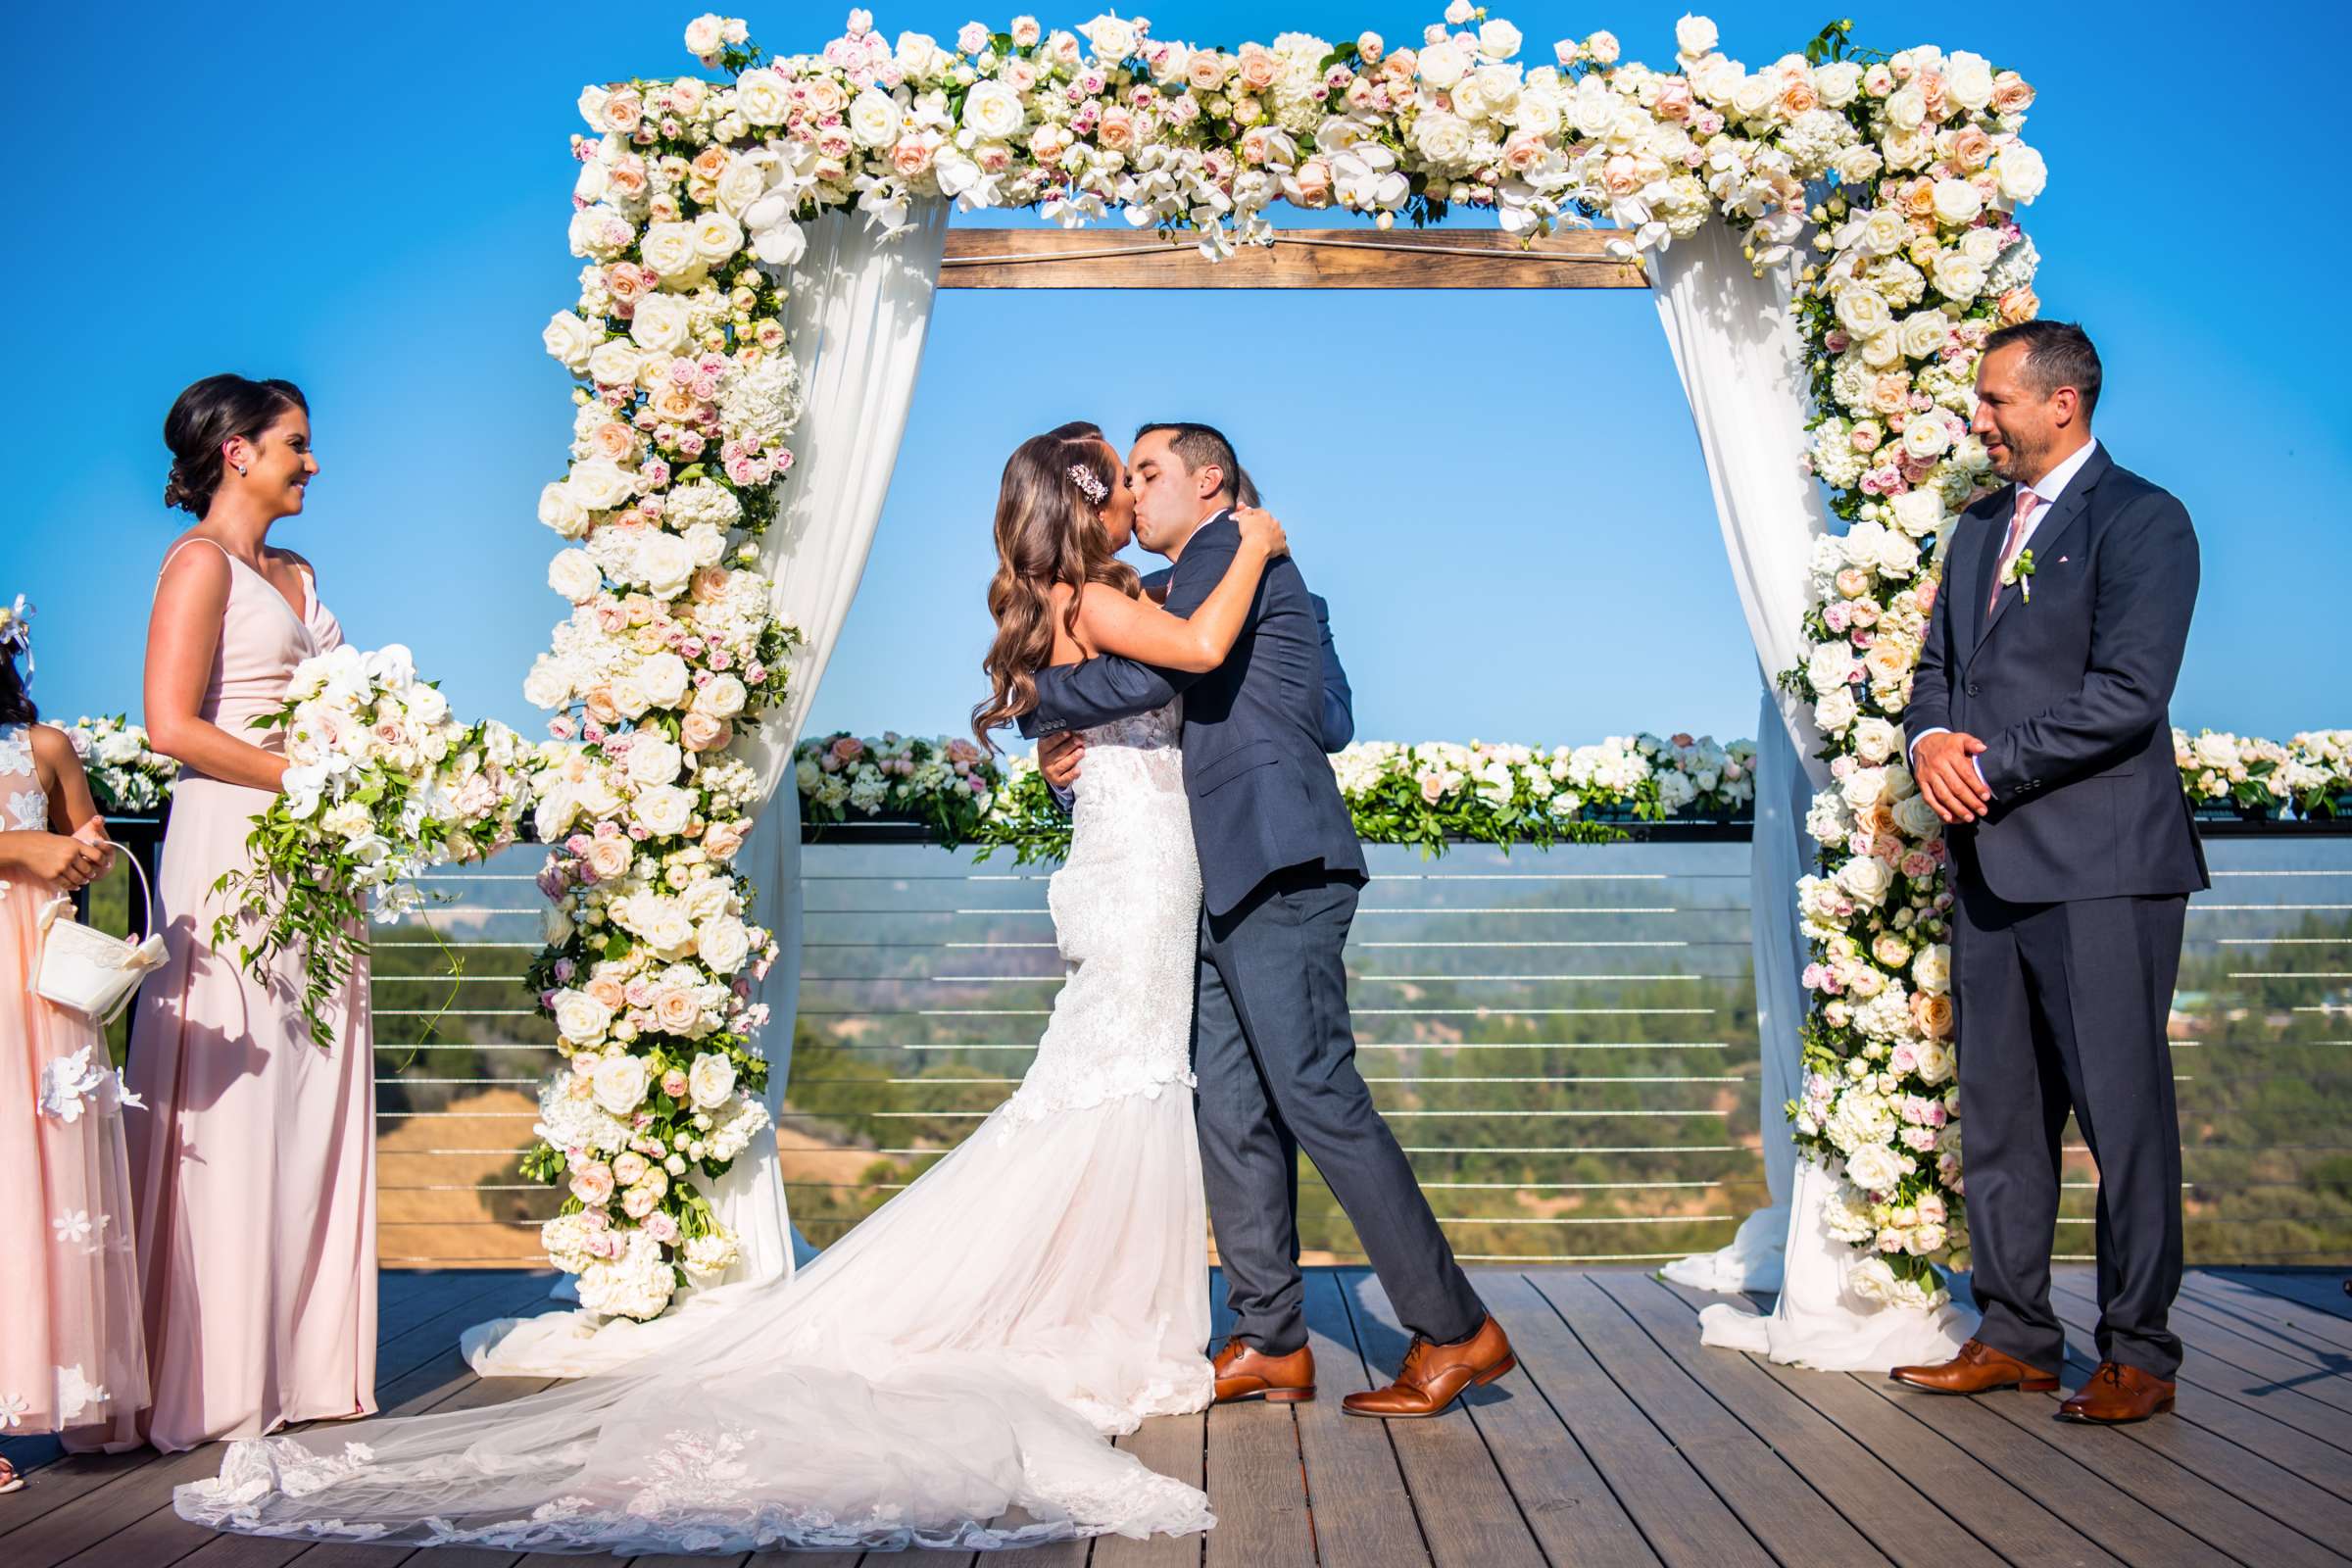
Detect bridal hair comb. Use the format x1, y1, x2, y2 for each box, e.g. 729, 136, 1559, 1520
1066, 465, 1108, 505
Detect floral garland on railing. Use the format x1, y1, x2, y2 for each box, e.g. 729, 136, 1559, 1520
2178, 728, 2352, 818
65, 715, 175, 816
542, 4, 2064, 1316
798, 730, 1757, 859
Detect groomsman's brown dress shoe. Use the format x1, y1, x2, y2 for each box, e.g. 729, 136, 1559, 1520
1212, 1341, 1315, 1404
1342, 1314, 1515, 1419
1887, 1339, 2061, 1394
2058, 1361, 2176, 1424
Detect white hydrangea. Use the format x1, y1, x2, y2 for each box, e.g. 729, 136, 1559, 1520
534, 1079, 634, 1156
716, 354, 805, 450
575, 1231, 677, 1320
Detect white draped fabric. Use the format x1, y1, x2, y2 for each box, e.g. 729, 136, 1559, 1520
1646, 219, 1976, 1365
466, 200, 951, 1374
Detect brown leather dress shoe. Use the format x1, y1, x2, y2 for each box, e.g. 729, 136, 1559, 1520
1342, 1314, 1515, 1419
2058, 1361, 2175, 1424
1212, 1340, 1315, 1404
1888, 1339, 2061, 1394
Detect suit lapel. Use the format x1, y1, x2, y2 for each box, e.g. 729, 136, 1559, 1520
1952, 494, 2003, 656
1970, 448, 2108, 657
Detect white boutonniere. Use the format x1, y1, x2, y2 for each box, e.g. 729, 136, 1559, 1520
2002, 549, 2036, 604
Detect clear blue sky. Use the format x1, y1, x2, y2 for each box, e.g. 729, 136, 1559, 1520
7, 1, 2344, 750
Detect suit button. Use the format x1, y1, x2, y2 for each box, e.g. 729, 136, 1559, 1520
1966, 683, 1981, 697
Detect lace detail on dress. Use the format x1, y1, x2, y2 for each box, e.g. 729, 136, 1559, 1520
0, 723, 44, 832
1002, 702, 1200, 1131
179, 1421, 1216, 1553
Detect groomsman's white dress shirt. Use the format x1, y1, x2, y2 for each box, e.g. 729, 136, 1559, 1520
1907, 436, 2103, 789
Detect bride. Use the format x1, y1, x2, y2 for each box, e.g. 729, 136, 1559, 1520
175, 430, 1291, 1554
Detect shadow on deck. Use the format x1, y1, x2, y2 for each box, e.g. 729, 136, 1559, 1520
5, 1265, 2349, 1566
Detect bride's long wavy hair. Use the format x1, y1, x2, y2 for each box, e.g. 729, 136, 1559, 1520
972, 433, 1139, 749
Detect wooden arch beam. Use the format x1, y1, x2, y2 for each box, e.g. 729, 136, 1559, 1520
937, 226, 1648, 289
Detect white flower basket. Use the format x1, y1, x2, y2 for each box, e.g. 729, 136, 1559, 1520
35, 848, 168, 1025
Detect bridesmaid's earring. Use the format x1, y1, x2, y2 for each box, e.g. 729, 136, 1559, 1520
233, 463, 248, 475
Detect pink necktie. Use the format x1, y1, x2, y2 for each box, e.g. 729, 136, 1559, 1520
1990, 486, 2039, 614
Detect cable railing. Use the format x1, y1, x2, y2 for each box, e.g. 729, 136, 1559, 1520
24, 808, 2305, 1272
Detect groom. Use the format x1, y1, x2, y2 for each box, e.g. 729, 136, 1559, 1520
1024, 422, 1511, 1417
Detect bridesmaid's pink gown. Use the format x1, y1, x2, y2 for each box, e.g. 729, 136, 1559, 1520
127, 539, 377, 1453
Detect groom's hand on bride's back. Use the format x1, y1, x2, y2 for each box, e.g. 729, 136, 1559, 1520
1040, 730, 1085, 789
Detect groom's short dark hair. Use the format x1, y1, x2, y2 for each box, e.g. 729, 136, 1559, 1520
1137, 421, 1238, 504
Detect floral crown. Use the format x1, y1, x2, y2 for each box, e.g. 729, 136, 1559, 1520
1066, 464, 1107, 506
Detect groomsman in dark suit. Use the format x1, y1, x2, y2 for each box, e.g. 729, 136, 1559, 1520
1889, 320, 2207, 1423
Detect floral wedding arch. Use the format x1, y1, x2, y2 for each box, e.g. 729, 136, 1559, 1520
514, 6, 2045, 1329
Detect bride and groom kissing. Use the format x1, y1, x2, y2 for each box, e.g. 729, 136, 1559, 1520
175, 419, 1510, 1553
997, 417, 1514, 1414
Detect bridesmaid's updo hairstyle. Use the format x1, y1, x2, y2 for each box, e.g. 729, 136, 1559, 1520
163, 373, 309, 515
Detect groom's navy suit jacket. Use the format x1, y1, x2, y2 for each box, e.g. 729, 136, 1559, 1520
1019, 510, 1366, 917
1907, 443, 2208, 905
1139, 567, 1355, 756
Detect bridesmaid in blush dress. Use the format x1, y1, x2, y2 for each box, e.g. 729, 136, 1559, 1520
126, 374, 377, 1453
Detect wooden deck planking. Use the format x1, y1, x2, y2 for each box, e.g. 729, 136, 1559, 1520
1200, 1273, 1313, 1568
971, 1542, 1090, 1567
2040, 1282, 2352, 1499
17, 1268, 2352, 1567
172, 1273, 566, 1568
1965, 1367, 2350, 1568
1094, 1408, 1206, 1568
1287, 1272, 1427, 1568
1538, 1272, 1885, 1568
1443, 1275, 1659, 1568
1341, 1272, 1545, 1568
2212, 1270, 2352, 1323
0, 1267, 515, 1525
2030, 1359, 2352, 1563
1652, 1279, 2127, 1568
2050, 1277, 2352, 1440
1200, 1395, 1313, 1568
1502, 1273, 1776, 1568
1867, 1375, 2230, 1566
6, 1270, 547, 1568
2179, 1274, 2352, 1355
1600, 1273, 2004, 1568
2161, 1280, 2352, 1381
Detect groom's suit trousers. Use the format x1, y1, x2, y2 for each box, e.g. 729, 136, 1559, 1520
1193, 864, 1486, 1355
1953, 859, 2187, 1381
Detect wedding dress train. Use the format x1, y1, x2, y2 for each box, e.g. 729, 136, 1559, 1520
176, 704, 1215, 1553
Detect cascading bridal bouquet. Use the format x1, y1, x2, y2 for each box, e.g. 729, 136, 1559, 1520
213, 643, 530, 1048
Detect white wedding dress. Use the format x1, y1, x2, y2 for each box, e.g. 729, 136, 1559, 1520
176, 703, 1216, 1553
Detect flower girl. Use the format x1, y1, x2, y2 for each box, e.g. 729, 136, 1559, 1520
0, 603, 150, 1481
